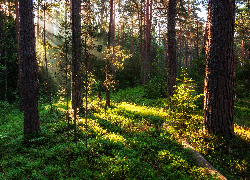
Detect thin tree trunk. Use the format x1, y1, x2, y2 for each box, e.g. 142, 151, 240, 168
139, 0, 144, 84
84, 36, 88, 148
179, 26, 182, 72
37, 0, 40, 37
196, 18, 199, 79
131, 20, 134, 55
64, 0, 71, 170
144, 0, 151, 84
15, 0, 23, 111
106, 0, 114, 107
4, 8, 7, 117
43, 2, 53, 112
241, 37, 244, 70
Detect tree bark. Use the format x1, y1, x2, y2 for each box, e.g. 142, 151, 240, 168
19, 0, 40, 135
37, 0, 40, 37
166, 0, 177, 101
139, 0, 144, 84
204, 0, 235, 138
106, 0, 115, 107
71, 0, 82, 109
15, 0, 23, 111
144, 0, 151, 84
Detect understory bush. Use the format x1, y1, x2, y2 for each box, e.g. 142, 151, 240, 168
167, 71, 203, 131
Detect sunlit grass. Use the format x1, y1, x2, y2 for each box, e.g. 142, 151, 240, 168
1, 86, 249, 179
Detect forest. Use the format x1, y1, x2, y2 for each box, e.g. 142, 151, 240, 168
0, 0, 250, 179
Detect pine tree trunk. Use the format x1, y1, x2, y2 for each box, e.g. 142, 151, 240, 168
144, 0, 151, 84
37, 0, 40, 37
166, 0, 177, 101
196, 18, 199, 79
106, 0, 115, 107
43, 3, 53, 112
19, 0, 40, 135
139, 0, 144, 84
15, 0, 23, 111
204, 0, 235, 138
71, 0, 82, 109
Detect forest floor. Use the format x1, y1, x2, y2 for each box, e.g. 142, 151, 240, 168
0, 86, 250, 179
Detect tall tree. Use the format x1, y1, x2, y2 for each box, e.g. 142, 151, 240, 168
19, 0, 40, 135
166, 0, 177, 101
71, 0, 82, 143
43, 2, 53, 112
71, 0, 83, 109
143, 0, 152, 84
106, 0, 115, 107
15, 0, 22, 111
204, 0, 235, 137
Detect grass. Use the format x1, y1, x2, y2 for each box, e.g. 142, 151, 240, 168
0, 86, 249, 179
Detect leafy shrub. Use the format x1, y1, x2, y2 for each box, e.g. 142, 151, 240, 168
144, 76, 167, 99
168, 71, 203, 131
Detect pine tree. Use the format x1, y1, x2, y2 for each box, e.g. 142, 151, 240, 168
204, 0, 235, 138
19, 0, 40, 135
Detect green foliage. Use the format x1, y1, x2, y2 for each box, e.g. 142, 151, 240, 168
144, 76, 168, 99
0, 88, 216, 180
0, 12, 18, 102
1, 87, 250, 179
168, 70, 203, 131
236, 62, 250, 98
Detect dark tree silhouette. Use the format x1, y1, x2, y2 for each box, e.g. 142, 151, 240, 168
204, 0, 235, 138
19, 0, 40, 135
166, 0, 177, 101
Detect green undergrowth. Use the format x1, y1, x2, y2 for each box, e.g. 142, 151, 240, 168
0, 90, 216, 179
174, 99, 250, 180
1, 86, 249, 179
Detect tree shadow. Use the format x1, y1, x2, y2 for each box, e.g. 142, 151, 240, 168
74, 103, 217, 179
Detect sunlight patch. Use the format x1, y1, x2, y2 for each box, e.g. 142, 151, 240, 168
103, 132, 126, 144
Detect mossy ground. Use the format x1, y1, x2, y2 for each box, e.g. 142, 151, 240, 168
0, 86, 249, 179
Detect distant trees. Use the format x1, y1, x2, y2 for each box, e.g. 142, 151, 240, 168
204, 0, 235, 137
19, 0, 40, 135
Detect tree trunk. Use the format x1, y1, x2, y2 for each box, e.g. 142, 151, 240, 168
43, 2, 53, 112
19, 0, 40, 135
71, 0, 82, 109
196, 18, 199, 79
106, 0, 115, 107
144, 0, 151, 84
166, 0, 177, 101
139, 0, 144, 84
4, 7, 7, 117
204, 0, 235, 138
15, 0, 23, 111
37, 0, 40, 37
71, 0, 82, 143
241, 38, 244, 70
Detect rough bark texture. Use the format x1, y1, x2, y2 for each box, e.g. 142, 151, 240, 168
71, 0, 82, 109
19, 0, 40, 135
166, 0, 177, 101
204, 0, 235, 138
